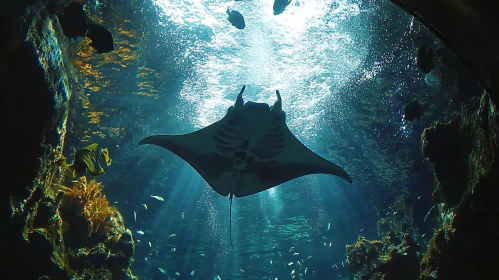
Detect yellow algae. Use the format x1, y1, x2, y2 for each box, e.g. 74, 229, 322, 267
138, 81, 153, 88
82, 98, 91, 109
118, 47, 133, 55
139, 66, 154, 72
118, 28, 137, 38
118, 40, 134, 46
92, 131, 107, 139
62, 177, 124, 237
136, 92, 159, 98
99, 127, 125, 138
87, 111, 108, 124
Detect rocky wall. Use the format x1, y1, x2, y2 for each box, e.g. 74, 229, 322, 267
419, 91, 499, 279
2, 1, 136, 279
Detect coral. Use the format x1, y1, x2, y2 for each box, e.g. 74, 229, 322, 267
61, 176, 124, 240
346, 236, 387, 274
56, 176, 136, 279
346, 234, 420, 280
8, 161, 137, 279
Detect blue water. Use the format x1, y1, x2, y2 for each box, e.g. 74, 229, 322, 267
64, 0, 458, 279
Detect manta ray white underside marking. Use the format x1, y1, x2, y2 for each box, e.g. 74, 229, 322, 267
139, 85, 352, 247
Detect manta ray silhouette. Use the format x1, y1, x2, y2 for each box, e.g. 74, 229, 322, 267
140, 85, 352, 247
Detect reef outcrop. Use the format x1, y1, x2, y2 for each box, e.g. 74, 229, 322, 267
346, 90, 499, 280
346, 233, 420, 280
419, 91, 499, 279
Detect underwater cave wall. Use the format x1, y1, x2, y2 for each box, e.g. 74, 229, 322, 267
2, 1, 76, 278
419, 91, 499, 280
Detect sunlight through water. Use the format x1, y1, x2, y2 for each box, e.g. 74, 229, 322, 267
153, 0, 367, 140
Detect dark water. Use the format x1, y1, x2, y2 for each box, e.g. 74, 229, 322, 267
63, 0, 481, 279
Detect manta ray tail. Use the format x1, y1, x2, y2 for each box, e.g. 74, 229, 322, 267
229, 193, 234, 248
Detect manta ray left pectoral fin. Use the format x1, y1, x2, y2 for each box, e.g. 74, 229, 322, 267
139, 125, 234, 197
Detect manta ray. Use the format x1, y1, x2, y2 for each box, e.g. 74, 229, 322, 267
140, 85, 352, 247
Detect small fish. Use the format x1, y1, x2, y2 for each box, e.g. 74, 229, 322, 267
416, 44, 434, 73
297, 261, 302, 266
136, 230, 145, 235
181, 212, 184, 219
409, 16, 415, 33
226, 7, 245, 29
291, 269, 296, 276
134, 211, 137, 221
191, 270, 195, 276
288, 262, 294, 266
175, 272, 180, 276
144, 257, 147, 261
56, 143, 112, 178
270, 260, 273, 265
214, 276, 222, 280
305, 267, 308, 274
323, 242, 327, 247
171, 248, 176, 252
142, 203, 148, 210
341, 261, 344, 267
273, 0, 292, 15
149, 242, 152, 247
327, 222, 331, 231
200, 253, 205, 257
151, 195, 164, 201
169, 234, 176, 238
240, 269, 245, 273
289, 246, 294, 252
329, 242, 332, 247
307, 256, 312, 260
333, 264, 338, 269
56, 2, 114, 54
293, 252, 299, 255
85, 23, 114, 53
158, 268, 166, 274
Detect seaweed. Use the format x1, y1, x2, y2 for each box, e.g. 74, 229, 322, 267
61, 176, 125, 241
